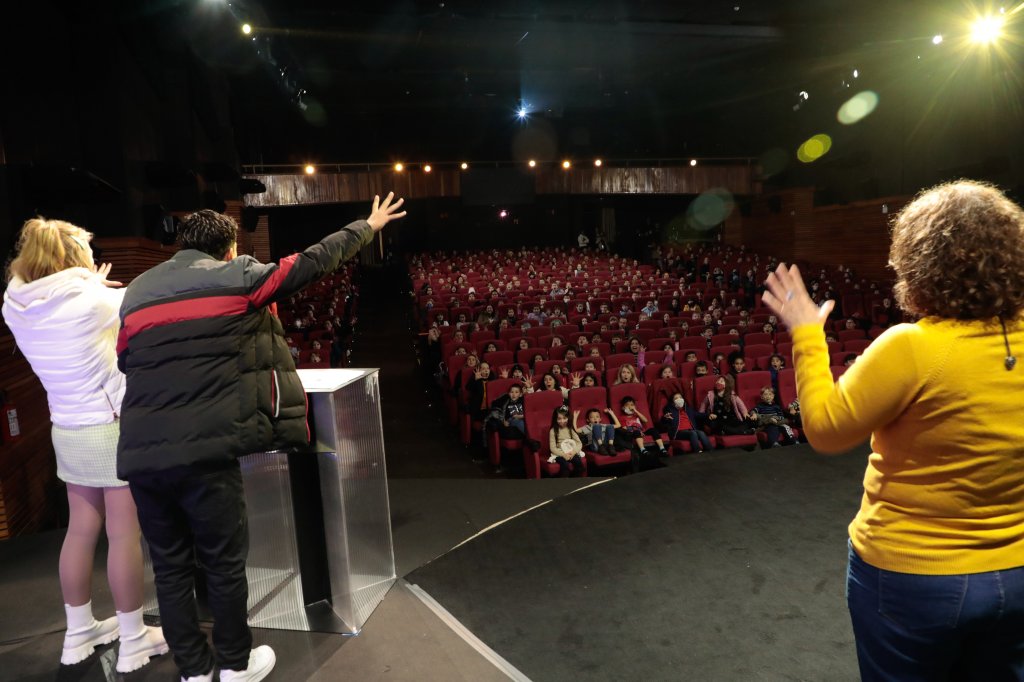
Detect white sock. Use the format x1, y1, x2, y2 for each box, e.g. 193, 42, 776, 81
65, 601, 96, 632
116, 607, 146, 640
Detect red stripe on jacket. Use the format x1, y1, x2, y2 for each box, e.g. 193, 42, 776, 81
248, 254, 298, 308
117, 296, 250, 353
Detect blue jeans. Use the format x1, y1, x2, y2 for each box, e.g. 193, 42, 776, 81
847, 542, 1024, 681
585, 424, 616, 452
671, 428, 713, 453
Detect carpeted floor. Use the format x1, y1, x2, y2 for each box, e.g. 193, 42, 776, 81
407, 443, 869, 681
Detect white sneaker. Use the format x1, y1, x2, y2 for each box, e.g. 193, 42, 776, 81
220, 646, 276, 682
116, 625, 170, 672
61, 616, 120, 666
182, 671, 214, 682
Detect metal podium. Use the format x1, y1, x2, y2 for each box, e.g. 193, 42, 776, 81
142, 368, 396, 635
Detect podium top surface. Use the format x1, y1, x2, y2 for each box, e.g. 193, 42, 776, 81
296, 368, 379, 393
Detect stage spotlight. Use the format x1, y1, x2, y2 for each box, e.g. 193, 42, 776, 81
241, 23, 252, 35
562, 160, 571, 169
971, 15, 1003, 43
690, 159, 698, 167
528, 159, 537, 168
394, 163, 404, 172
499, 209, 509, 219
853, 69, 859, 78
304, 164, 315, 175
517, 108, 528, 120
933, 34, 944, 44
460, 162, 469, 170
424, 164, 432, 173
594, 159, 603, 167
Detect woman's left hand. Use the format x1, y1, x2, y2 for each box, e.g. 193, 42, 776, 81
762, 263, 833, 330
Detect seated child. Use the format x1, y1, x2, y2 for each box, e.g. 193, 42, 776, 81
661, 392, 713, 453
574, 408, 617, 456
548, 407, 585, 477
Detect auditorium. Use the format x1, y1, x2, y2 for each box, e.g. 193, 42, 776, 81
1, 2, 1023, 681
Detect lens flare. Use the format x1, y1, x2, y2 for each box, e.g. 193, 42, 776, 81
797, 134, 832, 163
837, 91, 879, 125
971, 16, 1003, 43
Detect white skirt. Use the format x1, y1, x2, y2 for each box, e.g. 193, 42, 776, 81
51, 421, 127, 488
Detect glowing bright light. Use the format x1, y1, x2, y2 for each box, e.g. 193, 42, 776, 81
517, 108, 528, 119
304, 164, 315, 175
799, 90, 809, 100
241, 23, 252, 35
394, 163, 404, 172
562, 160, 571, 169
932, 34, 944, 44
594, 159, 603, 167
971, 16, 1003, 43
837, 91, 880, 125
528, 160, 537, 168
423, 165, 432, 173
689, 159, 698, 167
460, 162, 469, 170
797, 134, 833, 163
499, 209, 509, 219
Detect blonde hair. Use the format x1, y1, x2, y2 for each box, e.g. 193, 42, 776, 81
7, 217, 94, 283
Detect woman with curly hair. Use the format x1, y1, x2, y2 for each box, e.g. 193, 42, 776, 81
763, 180, 1024, 681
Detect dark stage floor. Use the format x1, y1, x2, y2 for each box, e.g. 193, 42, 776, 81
0, 446, 868, 682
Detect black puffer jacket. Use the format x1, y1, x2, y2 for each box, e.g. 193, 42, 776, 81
115, 220, 373, 478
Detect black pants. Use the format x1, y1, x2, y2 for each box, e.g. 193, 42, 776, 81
128, 461, 251, 677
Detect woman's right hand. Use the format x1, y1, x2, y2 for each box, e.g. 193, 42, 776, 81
92, 262, 123, 288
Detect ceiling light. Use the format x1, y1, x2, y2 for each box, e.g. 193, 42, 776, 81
517, 108, 528, 120
424, 165, 432, 173
932, 34, 944, 44
304, 164, 315, 175
690, 159, 698, 167
394, 163, 404, 172
971, 15, 1003, 43
460, 162, 469, 170
594, 159, 603, 167
528, 160, 537, 168
241, 23, 252, 35
853, 69, 859, 78
562, 160, 571, 169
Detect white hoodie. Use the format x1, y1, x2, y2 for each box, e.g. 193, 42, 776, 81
2, 268, 126, 426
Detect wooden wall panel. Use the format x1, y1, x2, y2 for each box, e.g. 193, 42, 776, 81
244, 170, 462, 208
0, 323, 61, 539
93, 237, 178, 284
723, 189, 909, 281
244, 165, 757, 208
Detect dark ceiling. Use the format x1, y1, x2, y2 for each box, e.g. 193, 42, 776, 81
173, 0, 984, 165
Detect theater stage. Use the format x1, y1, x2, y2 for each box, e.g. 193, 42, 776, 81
0, 444, 866, 681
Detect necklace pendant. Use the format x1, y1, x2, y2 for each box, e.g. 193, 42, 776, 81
1006, 356, 1017, 371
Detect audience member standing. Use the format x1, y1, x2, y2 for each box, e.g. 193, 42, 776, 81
763, 180, 1024, 681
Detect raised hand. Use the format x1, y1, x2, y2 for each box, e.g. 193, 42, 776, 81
474, 369, 483, 380
92, 262, 123, 288
366, 192, 407, 231
500, 368, 510, 378
571, 372, 582, 388
762, 263, 835, 331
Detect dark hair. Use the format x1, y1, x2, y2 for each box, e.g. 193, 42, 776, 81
582, 372, 599, 386
619, 394, 637, 408
695, 360, 709, 371
585, 408, 601, 420
550, 405, 571, 430
178, 209, 238, 259
769, 353, 785, 367
540, 372, 560, 389
890, 180, 1024, 320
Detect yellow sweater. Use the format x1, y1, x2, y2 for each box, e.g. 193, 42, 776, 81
792, 317, 1024, 575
